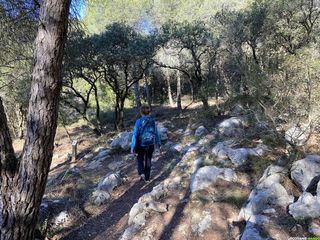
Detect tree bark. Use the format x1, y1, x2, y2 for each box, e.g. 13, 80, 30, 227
166, 72, 174, 107
176, 71, 182, 112
133, 81, 141, 116
144, 77, 152, 109
0, 0, 71, 239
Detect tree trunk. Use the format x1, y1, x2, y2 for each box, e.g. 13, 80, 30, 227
144, 77, 152, 109
176, 71, 182, 112
166, 74, 174, 107
93, 83, 101, 129
0, 0, 71, 239
133, 81, 141, 116
114, 96, 125, 131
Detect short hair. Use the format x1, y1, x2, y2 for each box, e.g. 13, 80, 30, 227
140, 104, 151, 116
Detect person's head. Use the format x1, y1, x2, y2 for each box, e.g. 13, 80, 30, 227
140, 104, 151, 116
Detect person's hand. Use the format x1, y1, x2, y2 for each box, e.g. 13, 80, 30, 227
131, 149, 134, 154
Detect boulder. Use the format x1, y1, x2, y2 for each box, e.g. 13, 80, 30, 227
191, 166, 236, 192
227, 148, 249, 166
195, 126, 208, 137
247, 144, 268, 157
128, 202, 146, 225
110, 131, 133, 151
285, 124, 311, 146
289, 192, 320, 219
241, 215, 269, 240
97, 172, 122, 193
212, 142, 230, 160
218, 117, 247, 137
92, 149, 111, 161
92, 172, 122, 205
158, 127, 169, 141
239, 172, 294, 221
241, 221, 267, 240
120, 225, 139, 240
92, 190, 111, 205
291, 155, 320, 191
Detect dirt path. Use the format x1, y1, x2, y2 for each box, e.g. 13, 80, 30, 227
60, 150, 180, 240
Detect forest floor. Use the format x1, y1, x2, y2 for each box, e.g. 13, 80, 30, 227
13, 103, 320, 240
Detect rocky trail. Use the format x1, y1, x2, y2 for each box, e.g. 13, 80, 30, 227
38, 111, 320, 240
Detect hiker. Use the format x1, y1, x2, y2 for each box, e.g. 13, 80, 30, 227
131, 105, 161, 182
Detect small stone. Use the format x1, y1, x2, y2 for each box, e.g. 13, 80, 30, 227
263, 208, 276, 214
195, 126, 208, 137
54, 211, 69, 225
309, 220, 320, 237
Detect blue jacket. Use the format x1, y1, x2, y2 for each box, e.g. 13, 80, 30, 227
131, 116, 161, 151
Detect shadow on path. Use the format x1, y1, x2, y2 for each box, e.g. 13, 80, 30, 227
61, 151, 180, 240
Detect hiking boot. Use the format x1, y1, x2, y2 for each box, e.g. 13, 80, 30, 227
140, 174, 145, 181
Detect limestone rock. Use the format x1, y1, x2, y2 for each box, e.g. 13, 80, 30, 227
212, 142, 230, 160
97, 172, 122, 193
92, 190, 111, 205
285, 124, 311, 146
289, 192, 320, 219
120, 225, 139, 240
241, 215, 269, 240
54, 211, 69, 225
227, 148, 249, 166
218, 117, 247, 137
191, 214, 212, 236
195, 126, 208, 137
191, 166, 236, 192
309, 220, 320, 237
110, 131, 133, 151
128, 202, 146, 225
291, 155, 320, 191
239, 172, 294, 221
147, 201, 168, 213
241, 222, 265, 240
92, 149, 111, 161
158, 126, 169, 141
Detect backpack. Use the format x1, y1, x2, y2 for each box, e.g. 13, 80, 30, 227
138, 116, 156, 146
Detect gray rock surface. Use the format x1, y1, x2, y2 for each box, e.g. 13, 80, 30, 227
241, 215, 269, 240
91, 190, 111, 205
227, 148, 249, 166
239, 166, 294, 221
289, 192, 320, 219
191, 213, 212, 236
54, 211, 69, 225
285, 123, 311, 146
195, 126, 208, 137
191, 166, 237, 192
158, 126, 169, 141
218, 117, 247, 137
97, 172, 122, 192
291, 155, 320, 191
309, 220, 320, 237
92, 172, 122, 205
110, 131, 133, 150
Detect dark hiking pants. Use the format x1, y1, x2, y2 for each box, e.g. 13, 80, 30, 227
136, 145, 154, 181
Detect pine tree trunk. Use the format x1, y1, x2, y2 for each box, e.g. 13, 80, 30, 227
176, 71, 182, 112
133, 81, 141, 116
0, 0, 71, 239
